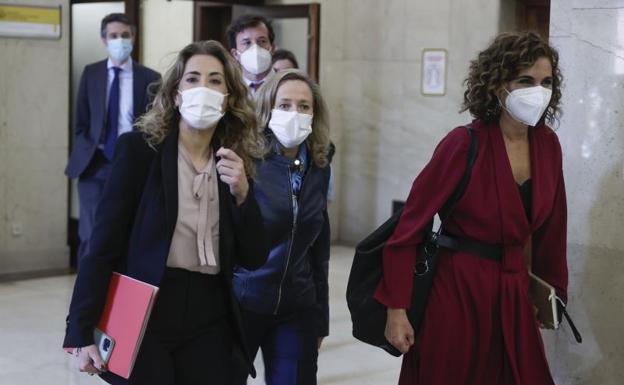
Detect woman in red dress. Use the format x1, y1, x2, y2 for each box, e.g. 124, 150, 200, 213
375, 31, 568, 385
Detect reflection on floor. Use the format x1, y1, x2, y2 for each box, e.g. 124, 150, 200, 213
0, 245, 400, 385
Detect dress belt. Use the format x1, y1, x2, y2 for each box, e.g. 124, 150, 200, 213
433, 233, 503, 261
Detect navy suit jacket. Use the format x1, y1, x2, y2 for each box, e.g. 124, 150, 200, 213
65, 59, 161, 178
63, 126, 268, 378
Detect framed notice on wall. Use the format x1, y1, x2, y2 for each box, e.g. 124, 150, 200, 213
0, 3, 61, 39
421, 49, 447, 96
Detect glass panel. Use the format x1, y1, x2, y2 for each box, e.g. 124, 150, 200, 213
271, 17, 309, 74
70, 2, 125, 219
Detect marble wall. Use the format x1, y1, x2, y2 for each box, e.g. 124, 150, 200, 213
544, 1, 624, 384
269, 0, 506, 242
0, 0, 70, 275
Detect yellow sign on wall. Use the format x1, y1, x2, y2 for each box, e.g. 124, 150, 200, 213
0, 3, 61, 39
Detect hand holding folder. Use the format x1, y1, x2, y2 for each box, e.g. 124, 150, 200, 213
65, 273, 159, 379
529, 272, 560, 329
529, 272, 582, 343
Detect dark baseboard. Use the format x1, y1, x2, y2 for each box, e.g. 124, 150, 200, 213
0, 268, 75, 283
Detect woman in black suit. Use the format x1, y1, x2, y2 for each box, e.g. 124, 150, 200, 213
63, 40, 268, 385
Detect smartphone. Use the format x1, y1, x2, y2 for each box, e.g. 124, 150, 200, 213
93, 328, 115, 364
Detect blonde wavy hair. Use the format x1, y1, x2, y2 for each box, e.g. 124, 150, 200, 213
135, 40, 262, 176
461, 31, 563, 125
255, 69, 331, 168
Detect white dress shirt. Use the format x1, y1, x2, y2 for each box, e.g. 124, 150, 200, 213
244, 70, 274, 96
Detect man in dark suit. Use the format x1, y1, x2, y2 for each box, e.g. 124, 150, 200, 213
66, 13, 160, 264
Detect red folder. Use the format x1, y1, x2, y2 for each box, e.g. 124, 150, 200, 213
66, 273, 159, 379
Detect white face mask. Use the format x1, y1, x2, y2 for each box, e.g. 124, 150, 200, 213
269, 109, 313, 149
239, 44, 272, 75
107, 38, 133, 63
178, 87, 226, 130
502, 86, 552, 126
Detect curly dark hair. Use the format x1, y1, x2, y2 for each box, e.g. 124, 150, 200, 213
461, 31, 563, 125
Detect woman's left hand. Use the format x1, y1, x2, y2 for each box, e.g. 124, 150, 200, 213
216, 147, 249, 206
533, 305, 546, 329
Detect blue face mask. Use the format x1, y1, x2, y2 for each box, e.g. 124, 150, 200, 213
107, 38, 133, 63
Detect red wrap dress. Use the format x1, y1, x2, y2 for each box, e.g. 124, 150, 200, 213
375, 120, 568, 385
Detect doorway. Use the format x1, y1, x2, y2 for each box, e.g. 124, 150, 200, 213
516, 0, 550, 38
69, 1, 126, 268
193, 2, 320, 81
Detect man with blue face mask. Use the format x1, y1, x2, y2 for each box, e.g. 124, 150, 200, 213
65, 13, 160, 266
227, 15, 276, 96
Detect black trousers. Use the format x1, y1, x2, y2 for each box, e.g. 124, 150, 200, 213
77, 150, 110, 265
102, 268, 232, 385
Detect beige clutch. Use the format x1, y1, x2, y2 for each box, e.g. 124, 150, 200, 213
528, 272, 560, 329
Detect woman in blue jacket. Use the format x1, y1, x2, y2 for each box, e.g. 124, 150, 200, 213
232, 69, 332, 385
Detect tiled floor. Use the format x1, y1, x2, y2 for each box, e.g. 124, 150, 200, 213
0, 245, 400, 385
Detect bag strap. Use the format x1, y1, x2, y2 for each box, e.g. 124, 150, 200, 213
556, 297, 583, 343
435, 125, 479, 237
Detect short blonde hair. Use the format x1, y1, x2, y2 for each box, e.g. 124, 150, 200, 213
135, 40, 262, 176
255, 69, 331, 168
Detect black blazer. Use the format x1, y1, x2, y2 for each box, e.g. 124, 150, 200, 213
63, 126, 268, 377
65, 59, 161, 178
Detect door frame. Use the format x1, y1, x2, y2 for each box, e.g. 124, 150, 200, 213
233, 4, 320, 81
194, 2, 321, 82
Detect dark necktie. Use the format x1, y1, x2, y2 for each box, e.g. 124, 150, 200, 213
249, 81, 263, 93
103, 67, 121, 161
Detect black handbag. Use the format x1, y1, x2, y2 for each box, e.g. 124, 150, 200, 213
346, 126, 478, 356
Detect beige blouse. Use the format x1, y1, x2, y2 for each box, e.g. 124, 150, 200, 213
166, 142, 220, 274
